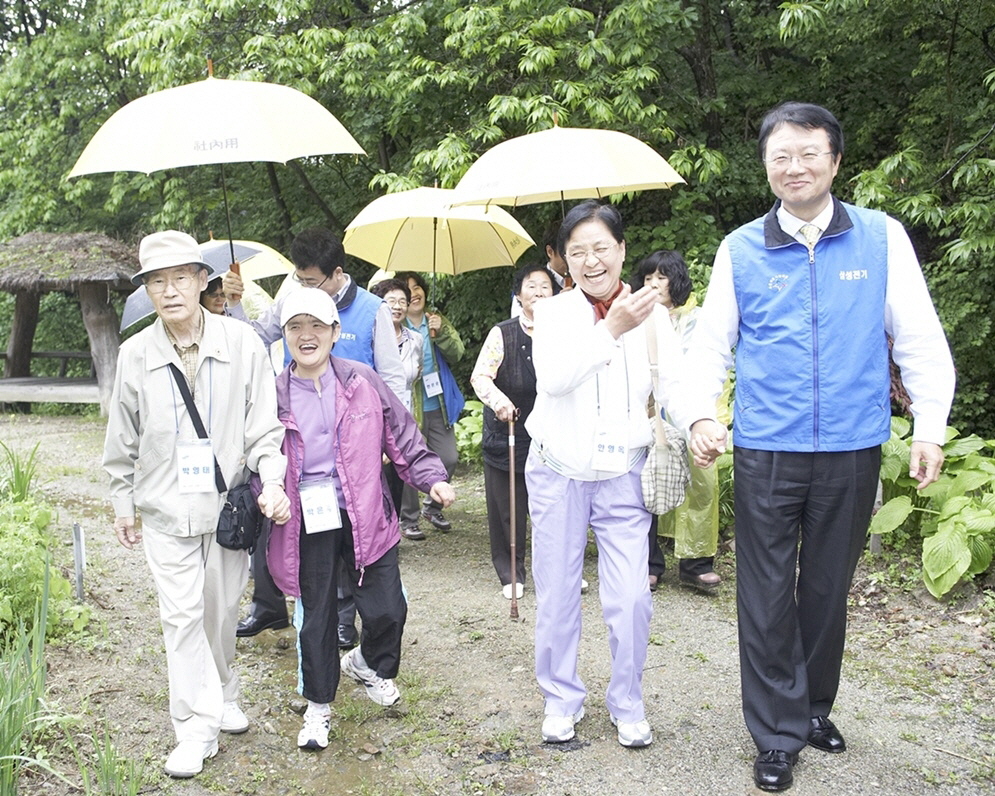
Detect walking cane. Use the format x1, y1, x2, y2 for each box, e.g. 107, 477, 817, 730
508, 417, 519, 620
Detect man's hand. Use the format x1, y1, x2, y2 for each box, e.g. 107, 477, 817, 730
689, 419, 728, 468
222, 270, 244, 305
428, 481, 456, 508
114, 515, 141, 549
258, 482, 291, 524
909, 441, 944, 490
603, 285, 659, 339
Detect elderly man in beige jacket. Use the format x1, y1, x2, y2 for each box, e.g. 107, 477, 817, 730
103, 230, 290, 779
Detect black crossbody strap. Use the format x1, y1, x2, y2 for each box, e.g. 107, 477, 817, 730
167, 363, 228, 493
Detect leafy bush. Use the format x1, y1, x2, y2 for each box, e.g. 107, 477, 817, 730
870, 417, 995, 598
454, 400, 484, 467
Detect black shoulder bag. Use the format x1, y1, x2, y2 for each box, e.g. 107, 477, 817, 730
168, 364, 263, 553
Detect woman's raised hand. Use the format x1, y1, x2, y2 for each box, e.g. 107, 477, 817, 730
603, 285, 659, 339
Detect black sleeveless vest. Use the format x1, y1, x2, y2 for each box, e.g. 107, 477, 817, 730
481, 318, 537, 471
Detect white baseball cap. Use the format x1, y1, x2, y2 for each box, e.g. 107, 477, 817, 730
280, 288, 340, 327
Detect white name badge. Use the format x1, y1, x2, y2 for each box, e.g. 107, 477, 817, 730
176, 440, 216, 493
299, 478, 343, 533
591, 420, 628, 474
422, 370, 443, 398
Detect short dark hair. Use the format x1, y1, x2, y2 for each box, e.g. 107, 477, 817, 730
757, 102, 844, 162
556, 200, 624, 258
370, 277, 411, 303
541, 219, 561, 253
512, 263, 554, 296
202, 276, 223, 295
393, 271, 429, 295
629, 250, 692, 307
289, 228, 345, 277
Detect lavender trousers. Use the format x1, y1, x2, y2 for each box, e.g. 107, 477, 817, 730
525, 448, 653, 723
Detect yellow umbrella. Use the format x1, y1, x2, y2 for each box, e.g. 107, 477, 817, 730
199, 237, 294, 282
451, 124, 685, 208
343, 187, 534, 275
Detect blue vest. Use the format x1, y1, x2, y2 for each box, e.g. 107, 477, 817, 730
333, 287, 381, 368
728, 199, 891, 452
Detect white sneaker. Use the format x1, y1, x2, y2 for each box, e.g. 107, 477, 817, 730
340, 647, 401, 706
611, 715, 653, 747
297, 705, 331, 750
502, 583, 524, 599
220, 701, 249, 734
580, 578, 589, 594
164, 739, 218, 778
541, 707, 585, 743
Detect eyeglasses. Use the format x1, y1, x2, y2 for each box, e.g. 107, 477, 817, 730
564, 241, 619, 266
293, 273, 330, 289
145, 272, 198, 294
384, 298, 408, 308
764, 151, 834, 169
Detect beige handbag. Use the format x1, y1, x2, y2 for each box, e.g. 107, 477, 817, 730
641, 312, 691, 515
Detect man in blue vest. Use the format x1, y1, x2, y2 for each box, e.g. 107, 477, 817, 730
688, 103, 954, 792
223, 228, 405, 648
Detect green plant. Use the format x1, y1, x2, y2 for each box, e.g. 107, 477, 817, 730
871, 417, 995, 597
0, 442, 40, 503
72, 724, 145, 796
454, 400, 484, 467
0, 497, 90, 645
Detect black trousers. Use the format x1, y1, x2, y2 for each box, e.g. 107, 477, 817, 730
647, 515, 666, 579
734, 446, 880, 753
483, 462, 528, 586
298, 513, 406, 704
248, 523, 288, 620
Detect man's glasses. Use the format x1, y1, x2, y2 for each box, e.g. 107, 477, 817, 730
293, 273, 329, 289
145, 273, 197, 295
764, 151, 833, 169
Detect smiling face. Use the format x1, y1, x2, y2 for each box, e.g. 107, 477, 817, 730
284, 314, 340, 378
763, 123, 840, 221
146, 264, 208, 329
382, 288, 409, 328
406, 277, 426, 316
564, 219, 625, 301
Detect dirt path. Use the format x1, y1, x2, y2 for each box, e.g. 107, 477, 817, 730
6, 414, 994, 795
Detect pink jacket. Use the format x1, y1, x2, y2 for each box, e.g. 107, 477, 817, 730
267, 356, 448, 597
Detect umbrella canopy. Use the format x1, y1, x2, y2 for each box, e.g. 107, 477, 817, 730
68, 76, 365, 177
450, 125, 685, 208
199, 238, 294, 282
343, 187, 534, 275
120, 238, 290, 331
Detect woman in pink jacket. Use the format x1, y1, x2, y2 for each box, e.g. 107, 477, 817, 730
266, 289, 455, 751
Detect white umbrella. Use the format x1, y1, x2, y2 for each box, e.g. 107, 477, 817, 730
451, 125, 685, 208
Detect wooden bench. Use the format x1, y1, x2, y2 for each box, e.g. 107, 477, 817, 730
0, 351, 100, 406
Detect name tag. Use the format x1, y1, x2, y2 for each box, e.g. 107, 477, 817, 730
422, 370, 443, 398
591, 420, 628, 474
300, 478, 342, 533
176, 440, 216, 493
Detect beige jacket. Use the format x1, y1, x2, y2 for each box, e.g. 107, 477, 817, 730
103, 309, 286, 536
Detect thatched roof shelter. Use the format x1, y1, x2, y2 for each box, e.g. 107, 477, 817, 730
0, 231, 138, 413
0, 231, 137, 291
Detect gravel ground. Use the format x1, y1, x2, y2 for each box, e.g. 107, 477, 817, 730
6, 413, 994, 796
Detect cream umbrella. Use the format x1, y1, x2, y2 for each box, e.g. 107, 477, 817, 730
68, 64, 365, 265
451, 124, 685, 209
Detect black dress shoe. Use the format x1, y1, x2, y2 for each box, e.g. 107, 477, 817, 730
337, 623, 358, 650
236, 612, 289, 637
808, 715, 846, 753
753, 750, 798, 792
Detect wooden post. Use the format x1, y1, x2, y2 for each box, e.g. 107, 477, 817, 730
3, 290, 40, 413
77, 282, 120, 416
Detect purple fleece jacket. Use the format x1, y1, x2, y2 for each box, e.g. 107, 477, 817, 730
267, 355, 448, 597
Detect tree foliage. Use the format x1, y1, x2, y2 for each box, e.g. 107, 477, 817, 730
0, 0, 993, 435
